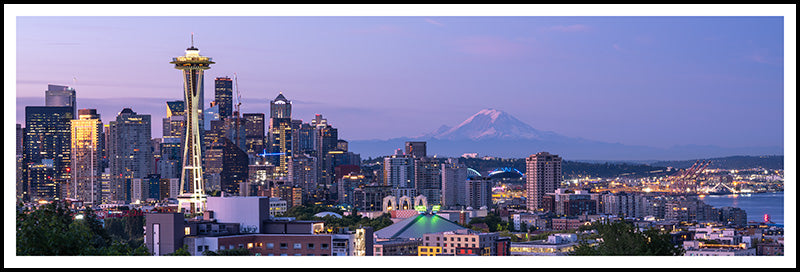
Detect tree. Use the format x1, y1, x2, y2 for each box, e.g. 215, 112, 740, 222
571, 220, 684, 256
16, 201, 149, 256
166, 245, 191, 256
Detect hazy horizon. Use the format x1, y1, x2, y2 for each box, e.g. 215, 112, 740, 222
11, 7, 791, 155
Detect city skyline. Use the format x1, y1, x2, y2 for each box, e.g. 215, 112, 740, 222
5, 5, 796, 268
10, 6, 792, 154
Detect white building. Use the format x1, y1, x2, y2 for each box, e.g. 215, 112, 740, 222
206, 196, 273, 233
268, 197, 287, 217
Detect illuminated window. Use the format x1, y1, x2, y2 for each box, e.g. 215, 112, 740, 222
184, 227, 191, 235
247, 243, 254, 249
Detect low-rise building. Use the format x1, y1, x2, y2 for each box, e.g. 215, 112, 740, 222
420, 229, 500, 256
374, 239, 421, 256
509, 233, 581, 256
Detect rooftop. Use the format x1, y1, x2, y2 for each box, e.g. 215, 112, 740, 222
374, 213, 468, 240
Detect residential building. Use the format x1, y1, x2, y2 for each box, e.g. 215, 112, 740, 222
526, 152, 562, 212
108, 108, 152, 203
441, 158, 468, 209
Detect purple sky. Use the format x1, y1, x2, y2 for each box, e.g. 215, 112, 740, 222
11, 8, 790, 150
4, 4, 797, 269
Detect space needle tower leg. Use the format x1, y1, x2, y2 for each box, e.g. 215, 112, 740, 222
170, 34, 215, 215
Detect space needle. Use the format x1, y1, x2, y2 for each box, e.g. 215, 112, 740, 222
170, 34, 214, 214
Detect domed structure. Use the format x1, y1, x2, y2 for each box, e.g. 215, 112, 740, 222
313, 211, 343, 219
374, 213, 468, 240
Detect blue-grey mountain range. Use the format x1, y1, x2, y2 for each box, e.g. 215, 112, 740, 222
348, 108, 783, 161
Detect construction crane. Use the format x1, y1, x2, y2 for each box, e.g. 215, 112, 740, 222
233, 73, 242, 148
667, 160, 711, 194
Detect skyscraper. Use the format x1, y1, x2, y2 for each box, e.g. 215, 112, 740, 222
69, 109, 103, 206
220, 138, 249, 196
294, 121, 316, 156
405, 141, 427, 158
45, 84, 76, 119
466, 177, 493, 209
214, 76, 233, 119
441, 158, 468, 209
23, 106, 74, 202
525, 152, 562, 212
316, 122, 338, 187
383, 154, 414, 189
289, 153, 318, 199
204, 101, 220, 130
414, 157, 442, 206
170, 37, 214, 214
243, 113, 265, 155
163, 100, 186, 143
269, 93, 292, 177
108, 108, 152, 203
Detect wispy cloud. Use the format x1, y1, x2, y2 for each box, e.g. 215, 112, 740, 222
745, 50, 781, 65
423, 18, 444, 27
540, 24, 590, 33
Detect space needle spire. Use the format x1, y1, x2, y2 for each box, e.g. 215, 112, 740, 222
170, 33, 214, 215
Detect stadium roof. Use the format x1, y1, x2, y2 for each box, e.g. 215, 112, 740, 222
374, 213, 468, 240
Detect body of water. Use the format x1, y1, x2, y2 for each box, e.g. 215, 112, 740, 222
700, 191, 784, 225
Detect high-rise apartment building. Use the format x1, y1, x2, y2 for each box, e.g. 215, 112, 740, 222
45, 84, 77, 119
441, 158, 468, 209
465, 177, 493, 210
214, 76, 233, 119
289, 154, 318, 198
383, 154, 415, 189
170, 38, 214, 214
414, 157, 442, 206
69, 109, 103, 206
525, 152, 562, 212
338, 173, 366, 207
23, 106, 74, 202
108, 108, 153, 203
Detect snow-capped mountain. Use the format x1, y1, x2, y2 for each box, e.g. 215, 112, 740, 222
430, 108, 562, 141
347, 108, 783, 160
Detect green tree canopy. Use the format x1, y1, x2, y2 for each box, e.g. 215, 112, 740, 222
16, 201, 149, 256
571, 220, 684, 256
280, 204, 394, 232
